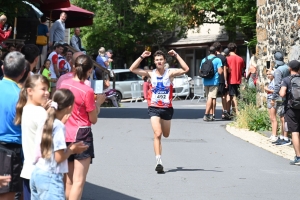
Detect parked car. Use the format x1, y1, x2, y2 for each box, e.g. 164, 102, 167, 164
110, 69, 143, 102
170, 69, 191, 97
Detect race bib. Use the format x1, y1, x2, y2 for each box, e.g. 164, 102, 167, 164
156, 94, 167, 100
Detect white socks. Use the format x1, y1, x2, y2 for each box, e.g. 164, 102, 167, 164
156, 155, 162, 165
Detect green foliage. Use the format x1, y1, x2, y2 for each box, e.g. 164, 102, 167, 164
0, 0, 31, 24
134, 0, 257, 41
235, 83, 271, 132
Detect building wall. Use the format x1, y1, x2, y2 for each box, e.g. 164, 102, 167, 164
256, 0, 300, 107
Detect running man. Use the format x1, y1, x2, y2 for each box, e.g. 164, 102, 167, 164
129, 50, 189, 173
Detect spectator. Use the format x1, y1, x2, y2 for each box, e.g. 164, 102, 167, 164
200, 46, 223, 121
96, 47, 106, 68
70, 27, 85, 52
279, 60, 300, 164
106, 49, 113, 69
0, 15, 12, 44
66, 50, 73, 65
246, 49, 258, 88
270, 51, 291, 146
37, 15, 49, 70
212, 42, 229, 120
226, 43, 245, 116
16, 44, 24, 52
49, 12, 67, 46
60, 55, 106, 200
48, 42, 64, 95
58, 45, 71, 75
21, 44, 40, 75
0, 52, 25, 200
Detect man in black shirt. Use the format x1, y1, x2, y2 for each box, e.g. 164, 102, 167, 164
279, 60, 300, 165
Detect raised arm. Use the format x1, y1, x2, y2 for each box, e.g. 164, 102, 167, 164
129, 51, 152, 77
168, 50, 189, 77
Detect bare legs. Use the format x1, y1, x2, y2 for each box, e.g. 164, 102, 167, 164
151, 117, 171, 156
268, 108, 277, 137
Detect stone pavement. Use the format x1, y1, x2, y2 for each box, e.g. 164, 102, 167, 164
82, 100, 300, 200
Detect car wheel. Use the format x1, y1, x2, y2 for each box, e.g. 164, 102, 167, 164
115, 91, 122, 102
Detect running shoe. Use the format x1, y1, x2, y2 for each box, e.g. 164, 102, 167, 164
269, 135, 278, 142
290, 156, 300, 165
271, 138, 282, 145
275, 139, 292, 146
155, 164, 164, 173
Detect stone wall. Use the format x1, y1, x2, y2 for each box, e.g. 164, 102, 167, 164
256, 0, 300, 107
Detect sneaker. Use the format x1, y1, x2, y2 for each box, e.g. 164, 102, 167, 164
203, 114, 212, 121
271, 138, 282, 145
155, 164, 164, 173
269, 135, 278, 142
212, 115, 215, 121
290, 156, 300, 165
275, 139, 292, 146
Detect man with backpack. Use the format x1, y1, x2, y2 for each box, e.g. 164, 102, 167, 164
199, 46, 223, 121
270, 51, 291, 146
279, 60, 300, 164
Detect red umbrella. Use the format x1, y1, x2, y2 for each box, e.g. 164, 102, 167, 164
42, 4, 94, 28
29, 0, 71, 9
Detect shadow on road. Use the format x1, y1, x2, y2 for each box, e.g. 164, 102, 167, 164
99, 108, 223, 119
82, 182, 139, 200
164, 167, 223, 173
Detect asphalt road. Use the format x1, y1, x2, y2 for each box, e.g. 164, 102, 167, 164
82, 99, 300, 200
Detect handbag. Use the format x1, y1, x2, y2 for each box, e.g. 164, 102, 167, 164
0, 144, 14, 193
36, 35, 47, 46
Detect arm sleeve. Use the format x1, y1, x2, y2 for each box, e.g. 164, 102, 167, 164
53, 123, 67, 152
272, 70, 283, 100
85, 89, 96, 112
0, 29, 11, 41
52, 54, 58, 64
49, 22, 58, 42
59, 60, 66, 69
71, 36, 80, 51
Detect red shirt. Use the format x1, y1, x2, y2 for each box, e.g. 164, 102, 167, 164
59, 78, 95, 142
227, 55, 245, 84
0, 24, 11, 43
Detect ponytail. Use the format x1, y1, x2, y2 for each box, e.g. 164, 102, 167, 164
40, 107, 55, 159
14, 88, 28, 125
74, 55, 93, 81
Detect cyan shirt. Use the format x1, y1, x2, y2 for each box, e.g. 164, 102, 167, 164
200, 55, 222, 86
0, 78, 21, 144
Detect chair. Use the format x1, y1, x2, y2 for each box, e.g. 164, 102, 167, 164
130, 82, 143, 103
191, 76, 205, 102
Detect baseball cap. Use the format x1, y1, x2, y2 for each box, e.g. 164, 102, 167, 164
107, 49, 113, 54
223, 48, 229, 56
288, 60, 300, 71
274, 52, 284, 66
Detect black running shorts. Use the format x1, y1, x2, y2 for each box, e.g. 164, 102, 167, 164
148, 106, 174, 120
229, 84, 240, 97
284, 108, 300, 132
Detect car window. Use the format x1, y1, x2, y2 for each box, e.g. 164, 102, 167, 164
117, 72, 141, 81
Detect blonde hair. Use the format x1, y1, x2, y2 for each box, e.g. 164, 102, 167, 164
41, 89, 74, 159
98, 47, 105, 56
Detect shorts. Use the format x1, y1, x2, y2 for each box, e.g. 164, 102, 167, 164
218, 83, 228, 96
148, 106, 174, 120
276, 102, 285, 117
0, 143, 23, 193
67, 127, 94, 163
284, 108, 300, 132
51, 79, 57, 87
30, 167, 64, 200
229, 84, 240, 97
267, 99, 276, 109
204, 86, 218, 98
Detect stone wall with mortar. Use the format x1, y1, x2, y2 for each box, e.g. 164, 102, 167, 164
256, 0, 300, 107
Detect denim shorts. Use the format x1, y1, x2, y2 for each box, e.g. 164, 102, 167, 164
30, 167, 65, 200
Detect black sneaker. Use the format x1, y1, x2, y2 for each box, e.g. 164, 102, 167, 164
155, 164, 164, 173
272, 138, 282, 145
275, 139, 292, 146
290, 156, 300, 165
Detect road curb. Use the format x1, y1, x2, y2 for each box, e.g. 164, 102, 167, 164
226, 124, 295, 161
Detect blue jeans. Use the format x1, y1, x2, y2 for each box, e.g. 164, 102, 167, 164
30, 167, 65, 200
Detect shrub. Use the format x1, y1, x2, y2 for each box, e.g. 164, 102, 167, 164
235, 82, 271, 132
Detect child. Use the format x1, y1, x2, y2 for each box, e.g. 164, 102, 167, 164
264, 70, 278, 142
41, 59, 52, 92
30, 89, 88, 199
14, 74, 50, 200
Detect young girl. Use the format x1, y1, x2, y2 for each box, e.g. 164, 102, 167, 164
41, 59, 53, 92
265, 70, 278, 142
15, 74, 50, 200
30, 89, 88, 200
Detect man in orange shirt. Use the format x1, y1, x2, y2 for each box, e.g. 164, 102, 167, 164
226, 43, 245, 115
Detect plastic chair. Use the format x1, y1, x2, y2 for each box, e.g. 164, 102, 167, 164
191, 76, 205, 102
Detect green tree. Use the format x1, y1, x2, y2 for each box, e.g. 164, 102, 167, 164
133, 0, 257, 42
0, 0, 31, 24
